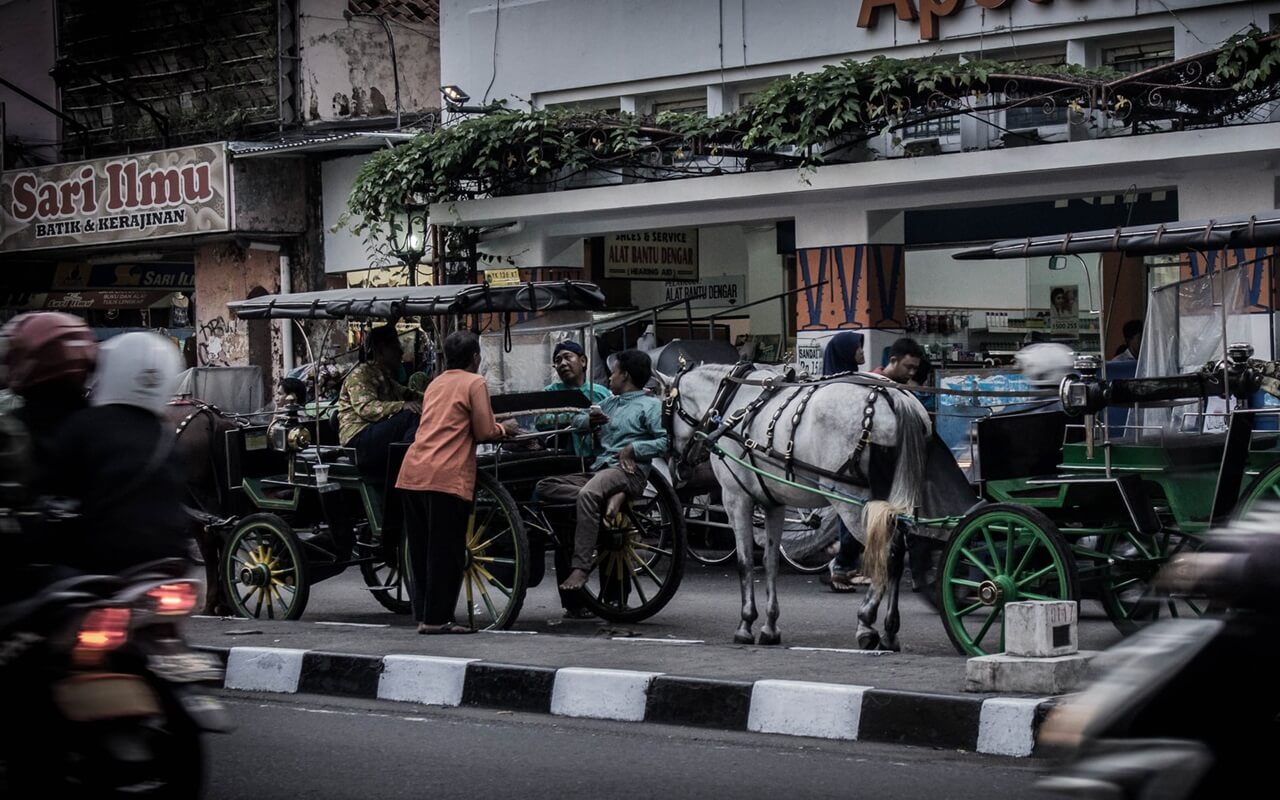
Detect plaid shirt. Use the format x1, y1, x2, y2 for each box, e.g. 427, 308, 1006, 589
337, 362, 417, 445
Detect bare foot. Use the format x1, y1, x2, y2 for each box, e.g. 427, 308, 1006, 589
604, 493, 627, 518
559, 568, 590, 591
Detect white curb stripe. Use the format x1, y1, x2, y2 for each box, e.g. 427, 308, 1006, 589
224, 647, 307, 693
551, 668, 662, 722
748, 680, 870, 740
977, 697, 1047, 757
377, 656, 479, 707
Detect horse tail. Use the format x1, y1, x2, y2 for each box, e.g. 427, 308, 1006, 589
861, 395, 931, 591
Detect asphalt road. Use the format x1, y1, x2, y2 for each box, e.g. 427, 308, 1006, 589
206, 692, 1057, 800
288, 556, 1125, 657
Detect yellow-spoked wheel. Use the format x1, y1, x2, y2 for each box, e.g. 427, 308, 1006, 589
222, 513, 309, 621
579, 470, 686, 623
359, 526, 412, 614
458, 472, 529, 630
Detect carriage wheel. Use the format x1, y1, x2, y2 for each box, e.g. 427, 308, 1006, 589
1098, 529, 1207, 634
458, 472, 529, 631
580, 470, 687, 623
223, 513, 310, 621
359, 526, 412, 615
1234, 462, 1280, 519
779, 509, 836, 574
938, 504, 1078, 657
683, 493, 736, 566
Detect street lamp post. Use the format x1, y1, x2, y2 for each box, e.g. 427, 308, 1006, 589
386, 207, 428, 286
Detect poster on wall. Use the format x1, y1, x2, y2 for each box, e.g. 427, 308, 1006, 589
604, 228, 698, 280
1049, 285, 1079, 334
0, 143, 230, 253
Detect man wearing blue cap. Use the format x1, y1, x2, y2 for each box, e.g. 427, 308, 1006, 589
538, 340, 611, 457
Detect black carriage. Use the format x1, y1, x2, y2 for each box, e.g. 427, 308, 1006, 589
207, 281, 685, 627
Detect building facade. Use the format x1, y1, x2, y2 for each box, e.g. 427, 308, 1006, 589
434, 0, 1280, 366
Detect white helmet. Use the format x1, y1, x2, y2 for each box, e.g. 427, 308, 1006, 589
91, 332, 184, 416
1015, 342, 1076, 388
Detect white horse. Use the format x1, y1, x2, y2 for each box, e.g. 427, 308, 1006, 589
659, 363, 932, 650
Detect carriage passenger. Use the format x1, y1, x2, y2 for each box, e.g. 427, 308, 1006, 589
535, 340, 610, 457
535, 349, 668, 592
337, 324, 422, 481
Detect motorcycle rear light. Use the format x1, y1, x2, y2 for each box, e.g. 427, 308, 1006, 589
146, 582, 199, 616
73, 607, 131, 666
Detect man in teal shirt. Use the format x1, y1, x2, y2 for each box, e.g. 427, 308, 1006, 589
535, 349, 668, 591
537, 340, 610, 458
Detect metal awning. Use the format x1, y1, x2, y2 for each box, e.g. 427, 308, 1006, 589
227, 131, 417, 158
227, 281, 608, 320
954, 210, 1280, 260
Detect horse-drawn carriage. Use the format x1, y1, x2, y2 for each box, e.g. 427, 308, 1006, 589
184, 280, 685, 629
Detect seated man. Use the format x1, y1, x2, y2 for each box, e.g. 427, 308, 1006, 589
337, 324, 422, 480
535, 349, 668, 591
536, 340, 611, 457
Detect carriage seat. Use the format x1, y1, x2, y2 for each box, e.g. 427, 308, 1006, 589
296, 445, 356, 465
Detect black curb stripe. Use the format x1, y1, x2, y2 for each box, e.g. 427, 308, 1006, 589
859, 689, 983, 750
1030, 700, 1061, 757
461, 662, 556, 713
644, 676, 754, 730
298, 651, 383, 699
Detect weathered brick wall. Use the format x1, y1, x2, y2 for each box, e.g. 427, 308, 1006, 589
194, 241, 282, 392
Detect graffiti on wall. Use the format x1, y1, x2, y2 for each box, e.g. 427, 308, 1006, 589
197, 315, 247, 367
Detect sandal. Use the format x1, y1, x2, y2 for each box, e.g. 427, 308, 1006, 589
418, 622, 476, 635
829, 575, 858, 593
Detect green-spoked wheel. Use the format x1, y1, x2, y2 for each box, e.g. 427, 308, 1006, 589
457, 471, 529, 630
223, 513, 310, 621
938, 504, 1079, 657
360, 526, 412, 614
1235, 461, 1280, 519
580, 470, 686, 623
1098, 529, 1207, 633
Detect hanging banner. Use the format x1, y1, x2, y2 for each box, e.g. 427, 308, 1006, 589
662, 274, 745, 309
1, 144, 229, 253
605, 228, 698, 280
52, 262, 195, 291
0, 289, 168, 310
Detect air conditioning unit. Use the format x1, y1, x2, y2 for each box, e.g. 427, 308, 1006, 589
1002, 128, 1043, 148
902, 137, 941, 157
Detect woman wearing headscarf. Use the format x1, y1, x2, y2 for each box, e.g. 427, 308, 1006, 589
822, 331, 866, 593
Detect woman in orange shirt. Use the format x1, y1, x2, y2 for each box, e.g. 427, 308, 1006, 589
396, 330, 518, 633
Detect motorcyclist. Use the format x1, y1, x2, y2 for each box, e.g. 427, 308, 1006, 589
41, 331, 193, 576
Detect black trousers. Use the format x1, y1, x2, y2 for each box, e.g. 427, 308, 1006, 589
401, 489, 472, 625
350, 409, 419, 482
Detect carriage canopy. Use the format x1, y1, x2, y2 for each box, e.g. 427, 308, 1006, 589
227, 281, 608, 320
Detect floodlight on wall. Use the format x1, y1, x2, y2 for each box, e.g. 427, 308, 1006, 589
440, 85, 471, 105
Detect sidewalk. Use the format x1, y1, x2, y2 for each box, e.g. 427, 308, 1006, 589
189, 615, 1058, 758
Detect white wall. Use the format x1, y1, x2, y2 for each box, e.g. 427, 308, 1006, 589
0, 0, 57, 166
441, 0, 1267, 110
323, 154, 392, 274
300, 0, 440, 125
906, 247, 1100, 313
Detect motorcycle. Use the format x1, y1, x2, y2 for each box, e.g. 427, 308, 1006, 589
0, 557, 230, 797
1038, 514, 1280, 799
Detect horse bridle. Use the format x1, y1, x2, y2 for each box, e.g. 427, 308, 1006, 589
662, 360, 761, 475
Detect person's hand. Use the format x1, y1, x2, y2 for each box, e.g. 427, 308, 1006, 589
404, 401, 423, 415
618, 444, 637, 475
588, 408, 609, 428
501, 418, 521, 437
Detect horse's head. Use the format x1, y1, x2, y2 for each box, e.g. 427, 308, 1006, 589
657, 362, 736, 486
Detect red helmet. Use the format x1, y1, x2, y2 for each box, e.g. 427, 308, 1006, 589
1, 312, 98, 394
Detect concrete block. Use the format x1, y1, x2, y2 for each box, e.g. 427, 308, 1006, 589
747, 680, 870, 740
378, 656, 478, 707
977, 697, 1048, 757
1005, 600, 1078, 657
966, 652, 1098, 695
551, 668, 661, 722
224, 647, 307, 693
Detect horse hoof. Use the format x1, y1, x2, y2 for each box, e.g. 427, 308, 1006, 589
733, 631, 755, 645
857, 631, 881, 651
879, 638, 901, 653
757, 631, 782, 646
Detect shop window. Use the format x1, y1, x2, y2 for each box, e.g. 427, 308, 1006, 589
1103, 41, 1174, 75
653, 96, 707, 116
900, 116, 960, 139
1006, 104, 1068, 130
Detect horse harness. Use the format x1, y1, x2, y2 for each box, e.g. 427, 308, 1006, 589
663, 362, 896, 504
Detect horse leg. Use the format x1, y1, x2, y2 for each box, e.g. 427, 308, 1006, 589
757, 504, 786, 646
879, 528, 909, 652
722, 488, 759, 645
831, 502, 881, 649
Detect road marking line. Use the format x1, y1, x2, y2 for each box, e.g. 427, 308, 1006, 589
787, 647, 894, 656
314, 621, 392, 628
609, 637, 705, 644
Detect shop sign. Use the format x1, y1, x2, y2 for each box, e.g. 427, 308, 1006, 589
605, 228, 698, 280
484, 267, 522, 286
662, 274, 746, 309
857, 0, 1057, 42
1, 144, 229, 253
795, 332, 831, 377
52, 262, 195, 291
0, 289, 159, 310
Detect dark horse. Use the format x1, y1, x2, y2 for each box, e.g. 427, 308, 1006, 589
165, 400, 243, 614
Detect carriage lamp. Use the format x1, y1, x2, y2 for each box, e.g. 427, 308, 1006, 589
385, 207, 429, 286
269, 418, 312, 453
